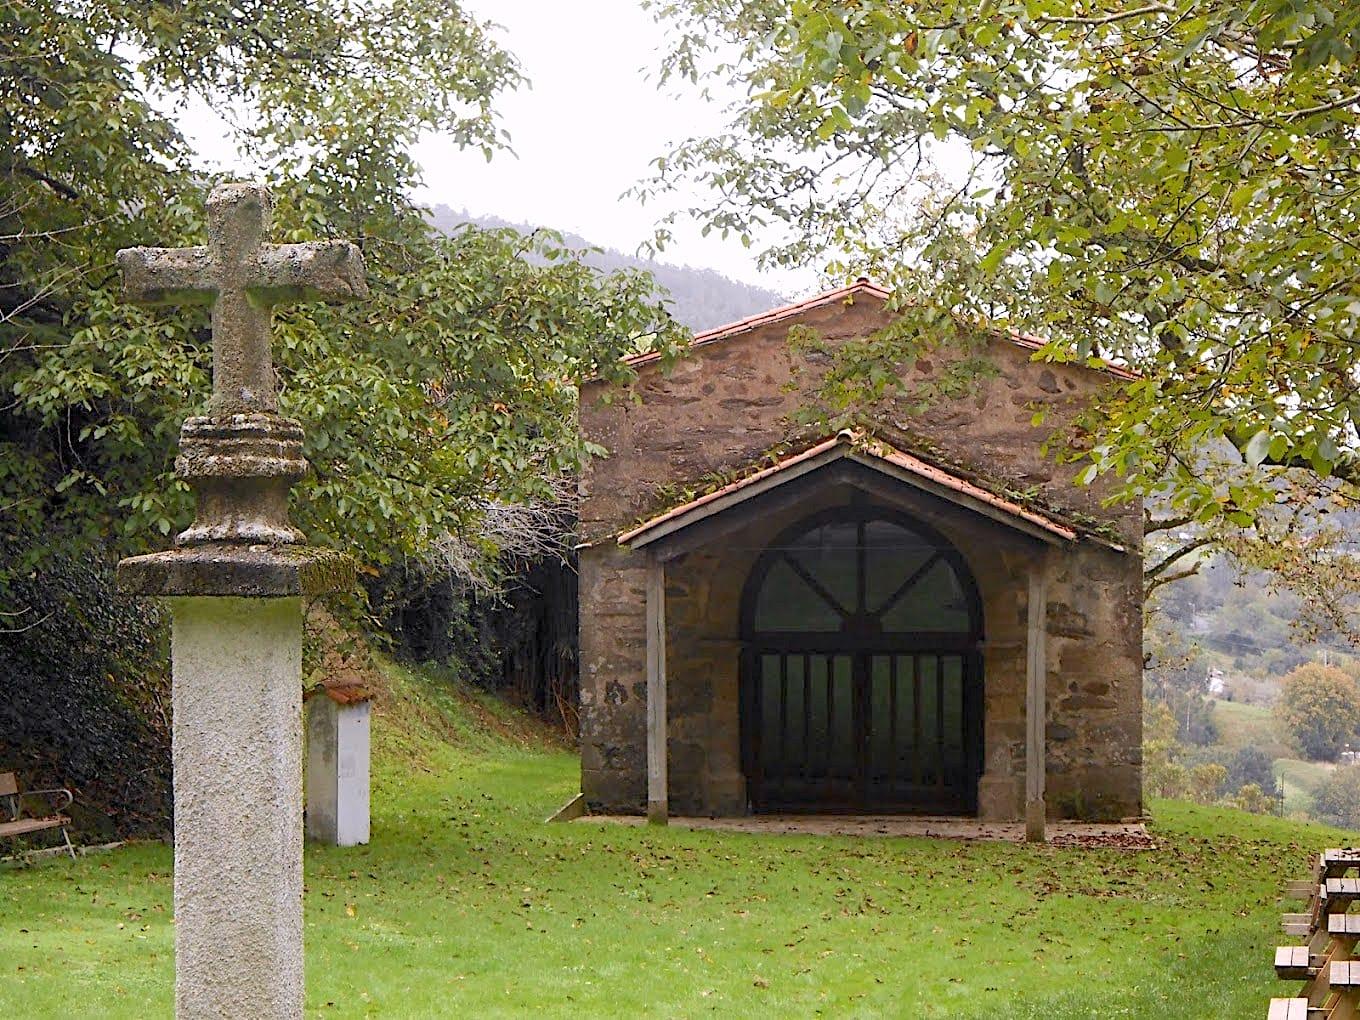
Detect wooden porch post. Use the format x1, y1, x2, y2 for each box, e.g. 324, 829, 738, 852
1025, 553, 1049, 843
646, 553, 668, 825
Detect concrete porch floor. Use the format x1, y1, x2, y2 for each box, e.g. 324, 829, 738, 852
575, 813, 1155, 849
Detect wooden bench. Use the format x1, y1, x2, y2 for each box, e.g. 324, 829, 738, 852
1324, 880, 1360, 913
1333, 961, 1360, 989
1322, 850, 1360, 880
0, 772, 74, 860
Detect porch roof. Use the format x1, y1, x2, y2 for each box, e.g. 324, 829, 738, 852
617, 431, 1127, 554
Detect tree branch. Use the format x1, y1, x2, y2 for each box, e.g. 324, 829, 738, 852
1035, 4, 1174, 27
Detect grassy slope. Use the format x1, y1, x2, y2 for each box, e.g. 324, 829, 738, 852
1210, 701, 1333, 814
3, 660, 1355, 1019
1213, 700, 1292, 759
1276, 758, 1335, 815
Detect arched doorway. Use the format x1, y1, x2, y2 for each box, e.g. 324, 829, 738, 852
739, 506, 984, 813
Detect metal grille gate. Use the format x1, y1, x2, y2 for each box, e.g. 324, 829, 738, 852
740, 508, 983, 814
747, 650, 976, 812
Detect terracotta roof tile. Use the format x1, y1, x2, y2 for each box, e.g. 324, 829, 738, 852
304, 680, 373, 706
618, 431, 1126, 552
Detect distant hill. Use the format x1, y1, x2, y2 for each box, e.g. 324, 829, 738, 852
426, 205, 786, 333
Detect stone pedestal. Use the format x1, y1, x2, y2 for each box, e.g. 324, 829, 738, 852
120, 546, 352, 1020
170, 596, 304, 1019
305, 683, 371, 847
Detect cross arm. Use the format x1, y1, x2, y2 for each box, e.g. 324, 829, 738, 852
117, 246, 215, 305
253, 242, 368, 305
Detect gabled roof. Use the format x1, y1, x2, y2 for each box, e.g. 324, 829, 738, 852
622, 278, 1138, 381
618, 431, 1127, 554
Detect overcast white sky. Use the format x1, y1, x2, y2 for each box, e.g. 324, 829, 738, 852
414, 1, 801, 285
179, 0, 814, 294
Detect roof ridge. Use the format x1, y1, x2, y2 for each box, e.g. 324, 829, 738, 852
617, 279, 1137, 380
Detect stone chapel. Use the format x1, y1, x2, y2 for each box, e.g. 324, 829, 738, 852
575, 279, 1143, 824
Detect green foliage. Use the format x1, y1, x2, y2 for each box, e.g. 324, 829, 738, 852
1275, 662, 1360, 761
0, 538, 170, 837
1149, 552, 1360, 680
1149, 699, 1284, 815
1187, 762, 1228, 804
643, 0, 1360, 529
1144, 626, 1219, 744
1, 0, 689, 603
1143, 701, 1187, 797
1314, 764, 1360, 829
1227, 746, 1277, 792
427, 206, 787, 332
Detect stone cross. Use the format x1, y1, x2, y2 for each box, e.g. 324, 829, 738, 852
116, 182, 365, 1020
119, 182, 366, 415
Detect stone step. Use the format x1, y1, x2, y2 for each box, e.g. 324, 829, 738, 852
1285, 880, 1318, 900
1282, 912, 1314, 937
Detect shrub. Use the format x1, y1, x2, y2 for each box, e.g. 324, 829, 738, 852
0, 543, 170, 837
1227, 746, 1276, 792
1188, 763, 1228, 804
1232, 783, 1276, 815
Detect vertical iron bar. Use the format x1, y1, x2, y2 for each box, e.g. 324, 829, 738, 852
854, 654, 867, 810
747, 649, 759, 808
936, 654, 946, 790
856, 519, 867, 614
889, 654, 898, 798
912, 654, 922, 787
779, 654, 788, 803
826, 654, 835, 783
794, 658, 805, 794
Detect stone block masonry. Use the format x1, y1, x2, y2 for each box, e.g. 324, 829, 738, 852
577, 283, 1143, 823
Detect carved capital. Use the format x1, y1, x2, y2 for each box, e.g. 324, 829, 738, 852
174, 413, 309, 547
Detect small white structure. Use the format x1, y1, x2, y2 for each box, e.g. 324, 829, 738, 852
305, 681, 372, 847
1207, 668, 1227, 697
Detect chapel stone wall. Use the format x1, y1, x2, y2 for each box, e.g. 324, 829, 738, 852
577, 292, 1143, 820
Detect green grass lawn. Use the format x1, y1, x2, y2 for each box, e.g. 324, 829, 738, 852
3, 661, 1354, 1018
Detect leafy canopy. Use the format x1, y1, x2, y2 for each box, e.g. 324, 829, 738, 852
641, 0, 1360, 531
1275, 662, 1360, 761
1, 0, 687, 603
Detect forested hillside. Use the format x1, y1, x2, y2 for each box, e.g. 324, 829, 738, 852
1153, 556, 1360, 689
426, 206, 786, 332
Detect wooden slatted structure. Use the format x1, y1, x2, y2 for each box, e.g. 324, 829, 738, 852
1269, 999, 1311, 1020
1270, 849, 1360, 1019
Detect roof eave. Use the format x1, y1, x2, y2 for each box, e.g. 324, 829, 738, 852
618, 435, 1121, 554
